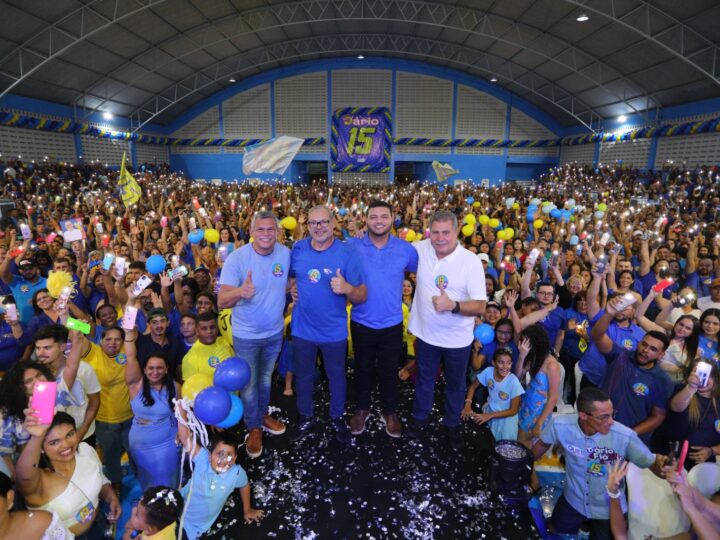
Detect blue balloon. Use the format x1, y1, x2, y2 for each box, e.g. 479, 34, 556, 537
466, 196, 474, 204
146, 254, 166, 275
550, 209, 561, 219
528, 205, 538, 213
338, 208, 348, 216
569, 235, 579, 245
594, 211, 605, 219
213, 356, 251, 392
474, 323, 495, 346
188, 229, 204, 244
394, 217, 402, 227
215, 393, 244, 428
494, 221, 503, 230
194, 386, 231, 425
438, 185, 445, 192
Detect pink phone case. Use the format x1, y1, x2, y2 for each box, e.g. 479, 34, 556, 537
677, 440, 689, 472
30, 381, 57, 425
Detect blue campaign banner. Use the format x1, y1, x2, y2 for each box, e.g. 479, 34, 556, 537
331, 107, 392, 172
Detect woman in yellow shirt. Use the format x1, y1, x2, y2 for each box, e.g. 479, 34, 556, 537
79, 327, 133, 490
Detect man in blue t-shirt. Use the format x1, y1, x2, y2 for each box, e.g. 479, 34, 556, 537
287, 205, 367, 445
348, 200, 418, 438
0, 254, 47, 324
591, 297, 674, 445
218, 211, 290, 459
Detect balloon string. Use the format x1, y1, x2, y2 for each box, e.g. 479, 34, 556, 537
173, 398, 208, 540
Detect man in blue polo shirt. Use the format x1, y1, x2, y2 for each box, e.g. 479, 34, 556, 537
348, 200, 418, 438
219, 211, 290, 458
591, 296, 674, 445
288, 205, 366, 444
0, 249, 47, 323
532, 387, 667, 539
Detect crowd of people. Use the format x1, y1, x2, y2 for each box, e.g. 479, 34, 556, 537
0, 158, 719, 539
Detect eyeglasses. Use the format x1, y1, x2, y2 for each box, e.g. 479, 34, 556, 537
308, 219, 331, 228
586, 410, 617, 422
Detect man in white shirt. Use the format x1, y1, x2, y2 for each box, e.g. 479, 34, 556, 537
407, 211, 487, 449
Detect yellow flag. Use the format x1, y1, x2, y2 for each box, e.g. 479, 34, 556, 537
118, 152, 141, 207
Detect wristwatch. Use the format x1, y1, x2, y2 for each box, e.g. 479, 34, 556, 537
451, 301, 461, 314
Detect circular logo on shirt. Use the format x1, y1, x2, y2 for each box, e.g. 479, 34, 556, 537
487, 378, 495, 390
622, 339, 633, 350
20, 285, 29, 293
208, 356, 221, 368
272, 263, 284, 277
498, 391, 509, 400
308, 269, 321, 283
435, 274, 448, 290
632, 382, 649, 396
115, 353, 127, 365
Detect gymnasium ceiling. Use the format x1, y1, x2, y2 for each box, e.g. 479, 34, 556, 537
0, 0, 719, 131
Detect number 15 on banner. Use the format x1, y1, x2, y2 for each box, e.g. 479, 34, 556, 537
347, 127, 376, 155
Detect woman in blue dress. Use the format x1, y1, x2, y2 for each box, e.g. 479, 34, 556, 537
698, 308, 720, 366
124, 306, 181, 491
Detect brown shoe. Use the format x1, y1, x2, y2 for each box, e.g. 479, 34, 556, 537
382, 413, 402, 438
262, 415, 286, 435
350, 410, 370, 435
245, 428, 263, 459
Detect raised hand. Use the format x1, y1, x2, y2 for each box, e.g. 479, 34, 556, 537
239, 270, 255, 299
330, 268, 349, 295
431, 288, 455, 312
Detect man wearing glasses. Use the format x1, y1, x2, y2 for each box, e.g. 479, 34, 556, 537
218, 211, 290, 458
288, 205, 366, 444
590, 296, 674, 445
406, 211, 487, 449
532, 387, 668, 539
348, 200, 418, 438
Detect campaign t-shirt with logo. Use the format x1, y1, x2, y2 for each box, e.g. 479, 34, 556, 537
290, 238, 364, 343
181, 339, 235, 381
476, 366, 524, 441
601, 343, 674, 444
541, 414, 655, 520
82, 343, 133, 423
7, 274, 47, 323
219, 242, 291, 339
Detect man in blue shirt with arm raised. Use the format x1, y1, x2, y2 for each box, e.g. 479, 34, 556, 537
288, 205, 367, 444
348, 200, 418, 438
218, 211, 291, 459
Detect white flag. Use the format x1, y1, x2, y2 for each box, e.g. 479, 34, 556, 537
432, 160, 459, 182
242, 136, 304, 176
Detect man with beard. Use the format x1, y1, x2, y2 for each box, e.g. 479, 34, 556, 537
591, 296, 674, 444
0, 246, 47, 323
348, 200, 418, 438
288, 205, 366, 444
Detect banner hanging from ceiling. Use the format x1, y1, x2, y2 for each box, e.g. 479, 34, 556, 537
331, 107, 391, 173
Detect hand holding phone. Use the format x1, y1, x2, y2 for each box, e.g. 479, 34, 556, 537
30, 381, 57, 425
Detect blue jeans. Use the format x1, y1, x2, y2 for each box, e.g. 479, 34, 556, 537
233, 332, 283, 430
95, 418, 131, 483
412, 338, 472, 428
293, 336, 347, 419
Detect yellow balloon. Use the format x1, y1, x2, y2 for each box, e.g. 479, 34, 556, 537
496, 230, 507, 241
478, 215, 490, 225
488, 218, 500, 229
405, 229, 416, 242
463, 214, 476, 225
461, 223, 474, 237
472, 201, 481, 208
280, 216, 298, 230
181, 373, 213, 400
512, 202, 520, 210
504, 227, 515, 239
534, 219, 544, 229
204, 229, 220, 244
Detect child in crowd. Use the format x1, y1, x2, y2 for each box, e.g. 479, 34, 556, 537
462, 348, 524, 441
123, 486, 183, 540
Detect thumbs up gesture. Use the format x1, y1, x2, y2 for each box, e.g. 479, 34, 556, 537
330, 268, 349, 295
239, 269, 255, 299
431, 288, 455, 312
